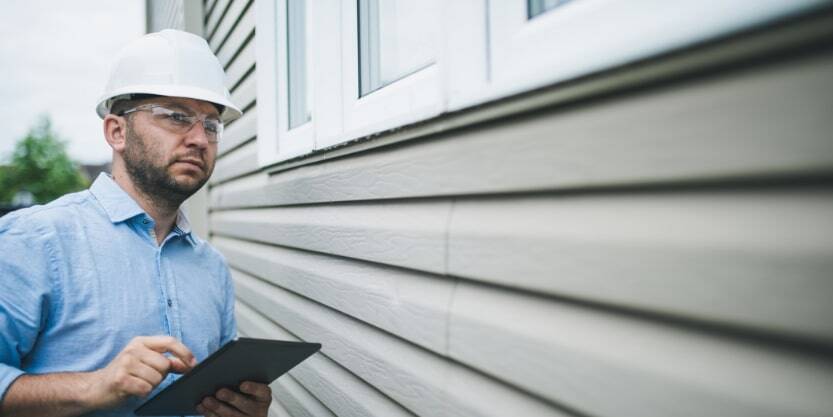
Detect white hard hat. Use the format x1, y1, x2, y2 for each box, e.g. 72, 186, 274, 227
96, 29, 242, 122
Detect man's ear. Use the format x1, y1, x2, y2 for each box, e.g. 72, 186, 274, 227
103, 114, 128, 153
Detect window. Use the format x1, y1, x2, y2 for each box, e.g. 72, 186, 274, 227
331, 0, 443, 147
255, 0, 315, 165
256, 0, 825, 166
287, 0, 310, 129
480, 0, 826, 105
527, 0, 572, 19
357, 0, 436, 96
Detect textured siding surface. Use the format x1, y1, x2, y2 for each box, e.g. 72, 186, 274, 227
146, 2, 833, 416
146, 0, 184, 32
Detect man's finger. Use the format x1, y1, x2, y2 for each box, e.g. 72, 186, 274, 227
127, 362, 165, 387
203, 396, 246, 417
124, 375, 154, 398
216, 388, 259, 414
168, 356, 191, 374
132, 348, 172, 375
136, 336, 197, 368
196, 404, 218, 417
239, 381, 271, 402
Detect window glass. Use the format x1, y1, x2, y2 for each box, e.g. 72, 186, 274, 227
358, 0, 437, 96
527, 0, 573, 19
287, 0, 310, 128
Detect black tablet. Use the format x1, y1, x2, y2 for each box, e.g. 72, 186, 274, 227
135, 337, 321, 416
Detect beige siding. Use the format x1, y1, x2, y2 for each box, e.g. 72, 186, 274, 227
237, 302, 416, 417
447, 191, 833, 343
205, 0, 231, 41
212, 142, 259, 184
211, 201, 451, 273
144, 3, 833, 416
218, 236, 454, 352
217, 108, 257, 155
146, 0, 184, 32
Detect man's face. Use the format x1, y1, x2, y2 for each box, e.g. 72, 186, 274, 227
121, 97, 219, 204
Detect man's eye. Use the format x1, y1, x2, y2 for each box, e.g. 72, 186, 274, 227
167, 112, 191, 124
204, 122, 220, 134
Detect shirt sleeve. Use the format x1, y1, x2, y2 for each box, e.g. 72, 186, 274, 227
219, 264, 237, 346
0, 214, 55, 403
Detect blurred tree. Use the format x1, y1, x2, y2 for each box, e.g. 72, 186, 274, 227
0, 116, 89, 205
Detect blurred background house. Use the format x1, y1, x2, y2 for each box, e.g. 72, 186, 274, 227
148, 1, 833, 416
79, 162, 112, 184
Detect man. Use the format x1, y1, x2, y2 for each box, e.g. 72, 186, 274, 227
0, 30, 271, 417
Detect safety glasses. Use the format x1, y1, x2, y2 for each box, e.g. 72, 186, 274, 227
118, 104, 224, 143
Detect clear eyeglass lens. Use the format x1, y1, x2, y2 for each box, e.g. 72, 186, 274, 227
204, 119, 223, 135
149, 106, 223, 142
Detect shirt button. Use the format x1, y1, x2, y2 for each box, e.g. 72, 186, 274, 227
167, 299, 173, 307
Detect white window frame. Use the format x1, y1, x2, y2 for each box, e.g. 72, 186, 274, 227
326, 0, 445, 148
441, 0, 490, 112
476, 0, 827, 107
255, 0, 825, 166
255, 0, 315, 166
306, 0, 343, 148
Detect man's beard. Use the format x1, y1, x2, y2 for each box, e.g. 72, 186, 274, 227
122, 126, 210, 209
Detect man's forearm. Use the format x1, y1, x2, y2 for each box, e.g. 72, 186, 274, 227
0, 336, 198, 417
0, 372, 97, 417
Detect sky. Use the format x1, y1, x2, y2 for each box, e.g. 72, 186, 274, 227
0, 1, 145, 165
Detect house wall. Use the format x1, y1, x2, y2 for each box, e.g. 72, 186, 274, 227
145, 0, 184, 33
148, 1, 833, 416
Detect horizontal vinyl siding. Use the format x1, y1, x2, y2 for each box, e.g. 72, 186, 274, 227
208, 0, 257, 186
203, 4, 833, 417
212, 142, 259, 184
211, 201, 451, 274
232, 268, 565, 417
447, 190, 833, 344
236, 302, 417, 417
447, 282, 833, 417
216, 235, 453, 353
218, 109, 257, 156
205, 0, 231, 42
147, 0, 184, 32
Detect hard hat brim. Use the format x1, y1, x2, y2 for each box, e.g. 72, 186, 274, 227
96, 84, 243, 123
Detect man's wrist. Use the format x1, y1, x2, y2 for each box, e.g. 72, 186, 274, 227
74, 370, 103, 410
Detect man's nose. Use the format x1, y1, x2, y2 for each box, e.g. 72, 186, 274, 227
184, 121, 211, 148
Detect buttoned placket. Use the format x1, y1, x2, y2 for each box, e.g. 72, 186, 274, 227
137, 216, 183, 342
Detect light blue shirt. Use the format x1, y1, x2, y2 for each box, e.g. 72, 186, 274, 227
0, 173, 236, 416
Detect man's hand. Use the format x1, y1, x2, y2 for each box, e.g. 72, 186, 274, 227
1, 335, 196, 417
83, 336, 196, 409
196, 381, 272, 417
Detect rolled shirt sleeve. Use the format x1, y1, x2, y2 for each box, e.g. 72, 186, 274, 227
0, 214, 55, 403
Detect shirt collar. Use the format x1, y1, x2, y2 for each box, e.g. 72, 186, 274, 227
90, 173, 197, 246
173, 210, 197, 246
90, 173, 144, 223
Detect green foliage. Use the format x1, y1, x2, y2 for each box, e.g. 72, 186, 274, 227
0, 116, 89, 205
